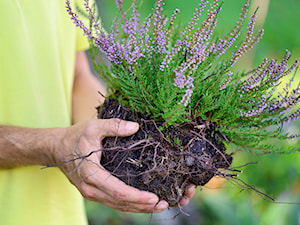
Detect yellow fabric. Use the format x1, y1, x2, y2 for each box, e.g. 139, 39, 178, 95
0, 0, 91, 224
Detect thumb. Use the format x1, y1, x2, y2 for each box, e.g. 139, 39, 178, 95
100, 118, 139, 137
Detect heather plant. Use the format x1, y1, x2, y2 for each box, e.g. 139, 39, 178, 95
62, 0, 300, 208
66, 0, 299, 155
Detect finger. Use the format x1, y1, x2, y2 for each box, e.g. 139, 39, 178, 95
88, 172, 169, 212
153, 200, 169, 213
179, 196, 189, 207
80, 184, 160, 213
185, 184, 196, 199
99, 118, 139, 137
68, 167, 155, 212
72, 162, 159, 212
80, 164, 160, 205
178, 184, 196, 207
69, 149, 158, 208
98, 172, 159, 204
69, 153, 169, 213
99, 197, 168, 213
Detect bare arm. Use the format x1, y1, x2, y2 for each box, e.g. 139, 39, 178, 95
72, 51, 105, 123
0, 51, 102, 168
0, 119, 170, 212
0, 125, 59, 168
0, 51, 170, 212
0, 51, 194, 212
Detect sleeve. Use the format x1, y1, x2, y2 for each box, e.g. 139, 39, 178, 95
74, 0, 97, 51
76, 27, 90, 51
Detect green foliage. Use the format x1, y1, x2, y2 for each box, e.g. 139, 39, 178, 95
85, 0, 300, 224
70, 0, 300, 154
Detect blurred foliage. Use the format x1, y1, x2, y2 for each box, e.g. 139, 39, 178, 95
86, 0, 300, 224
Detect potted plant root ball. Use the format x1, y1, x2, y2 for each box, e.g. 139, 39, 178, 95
66, 0, 300, 206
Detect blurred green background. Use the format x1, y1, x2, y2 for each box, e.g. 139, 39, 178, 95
86, 0, 300, 224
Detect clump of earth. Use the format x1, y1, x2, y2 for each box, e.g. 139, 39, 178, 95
98, 98, 233, 206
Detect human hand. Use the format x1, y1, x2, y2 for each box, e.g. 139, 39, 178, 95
53, 118, 169, 213
178, 183, 196, 207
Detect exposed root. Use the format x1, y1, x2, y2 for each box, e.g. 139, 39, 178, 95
98, 98, 233, 206
45, 97, 296, 209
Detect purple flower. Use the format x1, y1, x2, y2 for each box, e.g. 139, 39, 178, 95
220, 71, 233, 90
179, 76, 195, 106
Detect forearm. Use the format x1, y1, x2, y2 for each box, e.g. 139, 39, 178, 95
0, 119, 171, 212
72, 51, 105, 124
0, 125, 61, 169
72, 71, 105, 123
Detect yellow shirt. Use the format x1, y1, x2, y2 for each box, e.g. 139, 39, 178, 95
0, 0, 89, 224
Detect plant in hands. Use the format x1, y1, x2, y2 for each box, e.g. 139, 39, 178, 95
52, 119, 174, 212
66, 0, 300, 206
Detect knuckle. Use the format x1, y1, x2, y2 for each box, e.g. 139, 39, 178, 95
110, 118, 122, 132
118, 207, 129, 212
78, 167, 97, 185
83, 174, 96, 185
102, 118, 122, 136
81, 120, 98, 137
113, 190, 127, 203
79, 184, 95, 200
110, 118, 122, 124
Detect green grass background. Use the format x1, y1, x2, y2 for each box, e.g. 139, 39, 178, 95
86, 0, 300, 224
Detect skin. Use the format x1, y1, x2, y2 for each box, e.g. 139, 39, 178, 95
0, 51, 195, 213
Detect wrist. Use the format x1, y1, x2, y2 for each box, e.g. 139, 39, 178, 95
43, 127, 67, 167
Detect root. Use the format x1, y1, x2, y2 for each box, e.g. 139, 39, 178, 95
45, 97, 298, 209
42, 127, 300, 210
99, 117, 233, 205
95, 98, 237, 205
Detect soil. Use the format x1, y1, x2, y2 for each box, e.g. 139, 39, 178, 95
97, 98, 233, 206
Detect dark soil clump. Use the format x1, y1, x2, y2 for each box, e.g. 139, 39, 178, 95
98, 98, 233, 206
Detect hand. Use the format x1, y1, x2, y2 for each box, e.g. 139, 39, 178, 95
178, 183, 196, 207
53, 118, 168, 213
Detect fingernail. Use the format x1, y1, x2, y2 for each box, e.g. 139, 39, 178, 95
148, 198, 158, 204
179, 196, 189, 206
186, 184, 195, 194
126, 122, 138, 131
